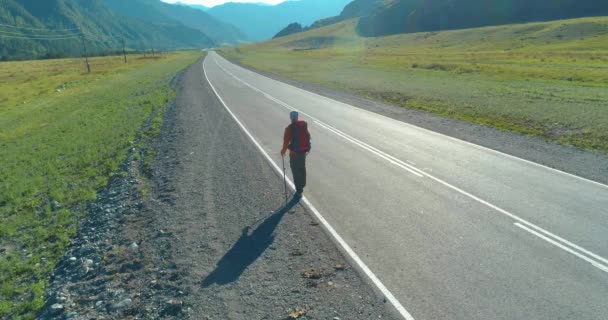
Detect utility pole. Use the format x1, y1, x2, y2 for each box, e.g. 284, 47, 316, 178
80, 30, 91, 73
122, 38, 127, 63
152, 48, 155, 57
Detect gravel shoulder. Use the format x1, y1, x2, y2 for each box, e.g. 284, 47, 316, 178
220, 55, 608, 186
39, 57, 398, 320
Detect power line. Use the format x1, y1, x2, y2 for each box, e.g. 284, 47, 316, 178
0, 25, 137, 70
0, 30, 81, 37
0, 34, 81, 40
0, 24, 141, 48
0, 31, 126, 46
86, 38, 119, 45
82, 33, 116, 42
0, 23, 79, 32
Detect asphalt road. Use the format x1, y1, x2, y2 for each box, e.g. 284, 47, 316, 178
202, 52, 608, 320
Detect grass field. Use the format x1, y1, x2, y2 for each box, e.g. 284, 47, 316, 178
220, 17, 608, 153
0, 51, 202, 319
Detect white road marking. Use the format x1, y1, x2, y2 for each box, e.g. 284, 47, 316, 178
515, 223, 608, 273
202, 57, 416, 320
314, 121, 424, 177
210, 53, 608, 273
212, 52, 608, 190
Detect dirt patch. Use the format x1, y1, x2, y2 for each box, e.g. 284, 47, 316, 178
356, 89, 413, 106
549, 126, 587, 139
283, 36, 338, 50
138, 56, 165, 60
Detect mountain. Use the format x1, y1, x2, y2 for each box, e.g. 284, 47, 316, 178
356, 0, 422, 36
310, 0, 384, 29
0, 0, 218, 61
0, 0, 248, 61
273, 0, 384, 38
103, 0, 246, 44
207, 0, 352, 41
273, 22, 303, 39
357, 0, 608, 36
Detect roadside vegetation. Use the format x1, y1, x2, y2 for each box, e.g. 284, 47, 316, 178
0, 51, 202, 319
221, 17, 608, 153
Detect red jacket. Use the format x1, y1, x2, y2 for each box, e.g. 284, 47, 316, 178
281, 120, 311, 155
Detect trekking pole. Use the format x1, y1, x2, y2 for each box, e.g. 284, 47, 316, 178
282, 155, 288, 205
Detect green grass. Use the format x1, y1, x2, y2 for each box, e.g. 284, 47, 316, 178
0, 51, 202, 319
221, 17, 608, 153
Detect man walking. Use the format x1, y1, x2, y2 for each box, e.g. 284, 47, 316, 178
281, 111, 311, 199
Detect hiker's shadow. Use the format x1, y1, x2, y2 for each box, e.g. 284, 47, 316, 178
202, 196, 301, 287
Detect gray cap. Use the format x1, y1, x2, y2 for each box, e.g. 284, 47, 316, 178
290, 111, 299, 121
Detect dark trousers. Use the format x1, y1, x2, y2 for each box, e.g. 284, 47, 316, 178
290, 153, 307, 194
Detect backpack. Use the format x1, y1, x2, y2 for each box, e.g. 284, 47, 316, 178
288, 121, 311, 153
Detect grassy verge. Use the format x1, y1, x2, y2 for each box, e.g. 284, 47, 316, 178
0, 51, 202, 319
220, 17, 608, 153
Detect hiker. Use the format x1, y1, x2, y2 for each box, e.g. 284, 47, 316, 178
281, 111, 311, 199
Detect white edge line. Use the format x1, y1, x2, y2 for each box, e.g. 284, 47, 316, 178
514, 223, 608, 273
212, 52, 608, 190
312, 120, 427, 176
211, 53, 608, 272
202, 56, 416, 320
314, 120, 424, 177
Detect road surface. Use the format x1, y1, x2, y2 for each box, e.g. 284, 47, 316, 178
202, 52, 608, 320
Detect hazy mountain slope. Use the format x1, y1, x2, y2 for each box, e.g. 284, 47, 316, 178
208, 0, 351, 41
103, 0, 246, 44
176, 2, 210, 11
358, 0, 608, 36
153, 3, 246, 44
0, 0, 215, 60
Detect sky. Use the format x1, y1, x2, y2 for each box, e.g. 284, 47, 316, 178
162, 0, 286, 7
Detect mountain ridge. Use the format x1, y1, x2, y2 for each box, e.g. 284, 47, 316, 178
273, 0, 384, 38
174, 2, 210, 11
